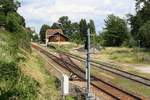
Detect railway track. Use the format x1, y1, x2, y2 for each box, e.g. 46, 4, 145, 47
32, 44, 145, 100
58, 51, 150, 87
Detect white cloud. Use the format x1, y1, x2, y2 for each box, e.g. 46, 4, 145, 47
18, 0, 135, 33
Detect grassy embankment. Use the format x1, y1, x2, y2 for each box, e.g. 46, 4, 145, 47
0, 30, 61, 99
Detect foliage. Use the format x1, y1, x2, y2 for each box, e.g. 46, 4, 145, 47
66, 96, 77, 100
0, 0, 20, 15
51, 22, 61, 29
18, 31, 32, 52
58, 16, 72, 38
32, 33, 39, 42
79, 19, 88, 41
48, 16, 96, 45
0, 61, 38, 100
22, 51, 61, 99
122, 33, 138, 48
138, 21, 150, 48
39, 24, 50, 43
0, 0, 38, 99
0, 0, 25, 31
69, 22, 82, 44
128, 0, 150, 48
49, 16, 96, 45
88, 19, 96, 34
101, 14, 128, 46
6, 12, 23, 32
0, 61, 20, 83
0, 11, 6, 25
0, 30, 38, 100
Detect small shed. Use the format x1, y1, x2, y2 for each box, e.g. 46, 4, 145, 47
46, 29, 69, 42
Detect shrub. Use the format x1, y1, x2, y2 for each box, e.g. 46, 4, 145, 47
0, 61, 38, 100
6, 13, 23, 32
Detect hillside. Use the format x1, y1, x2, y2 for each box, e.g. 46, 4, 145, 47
0, 30, 60, 99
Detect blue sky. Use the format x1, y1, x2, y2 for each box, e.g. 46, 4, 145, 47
18, 0, 136, 33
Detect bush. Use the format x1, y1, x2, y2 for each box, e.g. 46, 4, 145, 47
122, 33, 137, 48
6, 13, 23, 32
0, 61, 38, 100
0, 61, 20, 81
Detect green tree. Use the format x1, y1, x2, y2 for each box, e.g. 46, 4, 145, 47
70, 22, 82, 44
58, 16, 72, 37
39, 24, 50, 43
51, 22, 61, 29
88, 20, 96, 46
0, 0, 20, 15
71, 22, 80, 34
88, 19, 96, 34
79, 19, 88, 41
32, 34, 39, 42
0, 11, 6, 25
128, 0, 150, 48
102, 14, 128, 46
138, 21, 150, 48
6, 12, 23, 32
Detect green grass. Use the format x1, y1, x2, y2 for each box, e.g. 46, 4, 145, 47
21, 49, 61, 99
113, 78, 150, 98
66, 96, 78, 100
100, 47, 150, 64
89, 65, 150, 98
50, 42, 78, 52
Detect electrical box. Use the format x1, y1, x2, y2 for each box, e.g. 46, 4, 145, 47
61, 74, 69, 96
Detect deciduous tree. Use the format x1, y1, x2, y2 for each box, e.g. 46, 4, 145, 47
138, 21, 150, 48
88, 19, 96, 34
102, 14, 128, 46
128, 0, 150, 48
58, 16, 72, 37
39, 24, 50, 43
79, 19, 88, 41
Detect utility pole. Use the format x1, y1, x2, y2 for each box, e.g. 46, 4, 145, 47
85, 29, 91, 100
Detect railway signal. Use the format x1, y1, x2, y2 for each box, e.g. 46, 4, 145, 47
85, 28, 93, 100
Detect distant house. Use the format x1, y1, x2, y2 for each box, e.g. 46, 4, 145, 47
45, 29, 69, 42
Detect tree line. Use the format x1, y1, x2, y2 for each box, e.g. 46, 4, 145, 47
39, 0, 150, 49
40, 16, 96, 44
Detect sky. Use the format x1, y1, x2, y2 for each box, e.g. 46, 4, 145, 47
18, 0, 136, 33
